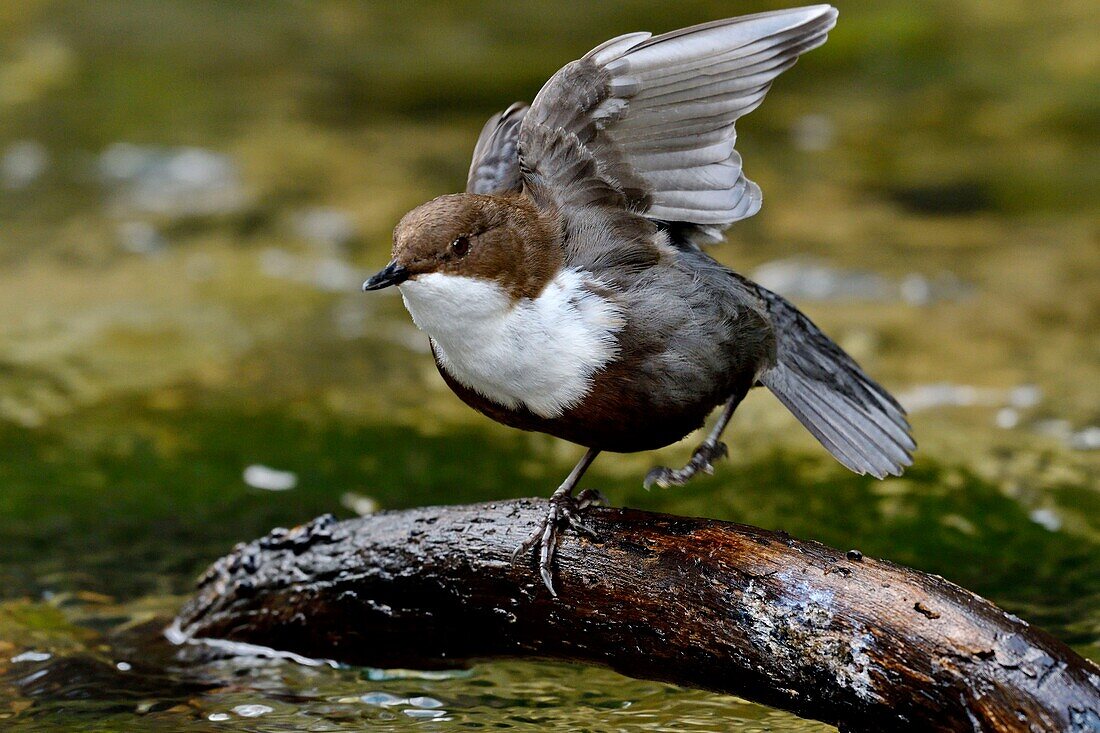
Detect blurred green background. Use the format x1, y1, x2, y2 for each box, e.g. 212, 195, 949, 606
0, 1, 1097, 730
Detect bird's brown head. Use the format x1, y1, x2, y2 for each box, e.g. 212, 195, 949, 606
362, 193, 560, 300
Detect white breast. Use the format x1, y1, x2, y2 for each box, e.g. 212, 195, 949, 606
398, 270, 624, 418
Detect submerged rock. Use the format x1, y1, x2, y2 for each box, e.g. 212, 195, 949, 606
291, 207, 358, 250
115, 220, 166, 255
1034, 420, 1100, 452
98, 143, 248, 219
791, 113, 834, 152
1068, 426, 1100, 451
897, 383, 1041, 414
1, 140, 49, 190
258, 247, 363, 292
752, 257, 973, 305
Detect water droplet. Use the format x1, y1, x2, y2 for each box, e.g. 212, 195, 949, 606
341, 491, 379, 516
1029, 508, 1061, 532
232, 703, 274, 718
995, 407, 1019, 429
360, 691, 405, 707
243, 464, 298, 491
1069, 426, 1100, 451
403, 709, 447, 719
1, 140, 49, 189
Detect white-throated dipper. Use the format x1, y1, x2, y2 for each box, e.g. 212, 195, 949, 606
364, 5, 914, 595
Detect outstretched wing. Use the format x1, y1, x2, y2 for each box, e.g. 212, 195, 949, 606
466, 103, 528, 195
517, 5, 837, 242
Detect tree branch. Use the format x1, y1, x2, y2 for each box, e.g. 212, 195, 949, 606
173, 500, 1100, 732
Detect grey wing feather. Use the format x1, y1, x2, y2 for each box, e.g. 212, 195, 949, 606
755, 284, 915, 478
467, 103, 528, 195
518, 5, 837, 243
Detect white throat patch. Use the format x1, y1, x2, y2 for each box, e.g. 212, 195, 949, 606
398, 270, 624, 418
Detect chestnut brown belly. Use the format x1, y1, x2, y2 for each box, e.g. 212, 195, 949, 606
435, 359, 735, 453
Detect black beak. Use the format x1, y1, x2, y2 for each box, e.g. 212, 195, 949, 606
362, 261, 409, 291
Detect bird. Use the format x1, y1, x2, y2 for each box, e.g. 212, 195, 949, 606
363, 5, 914, 595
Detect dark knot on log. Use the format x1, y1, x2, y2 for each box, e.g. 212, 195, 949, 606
173, 500, 1100, 732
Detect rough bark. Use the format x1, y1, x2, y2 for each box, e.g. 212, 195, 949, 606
173, 500, 1100, 732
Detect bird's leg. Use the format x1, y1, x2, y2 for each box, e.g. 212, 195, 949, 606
513, 447, 603, 596
644, 390, 747, 489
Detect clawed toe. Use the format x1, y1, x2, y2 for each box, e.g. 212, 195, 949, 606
573, 488, 608, 510
513, 491, 604, 596
563, 513, 598, 540
704, 441, 729, 463
512, 521, 543, 561
643, 465, 675, 490
644, 441, 729, 489
644, 464, 698, 489
553, 491, 605, 538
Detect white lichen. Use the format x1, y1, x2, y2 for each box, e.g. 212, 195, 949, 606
741, 574, 883, 703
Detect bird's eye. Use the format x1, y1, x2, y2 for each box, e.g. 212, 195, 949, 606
451, 235, 471, 257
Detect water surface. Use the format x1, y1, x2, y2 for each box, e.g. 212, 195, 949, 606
1, 1, 1097, 730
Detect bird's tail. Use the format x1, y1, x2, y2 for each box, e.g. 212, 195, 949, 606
756, 286, 915, 478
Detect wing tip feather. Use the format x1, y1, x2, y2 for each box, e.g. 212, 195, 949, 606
763, 363, 915, 480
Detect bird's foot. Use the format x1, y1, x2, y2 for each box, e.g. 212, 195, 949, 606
643, 440, 729, 489
513, 488, 607, 596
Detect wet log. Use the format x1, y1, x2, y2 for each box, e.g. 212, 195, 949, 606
173, 500, 1100, 732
